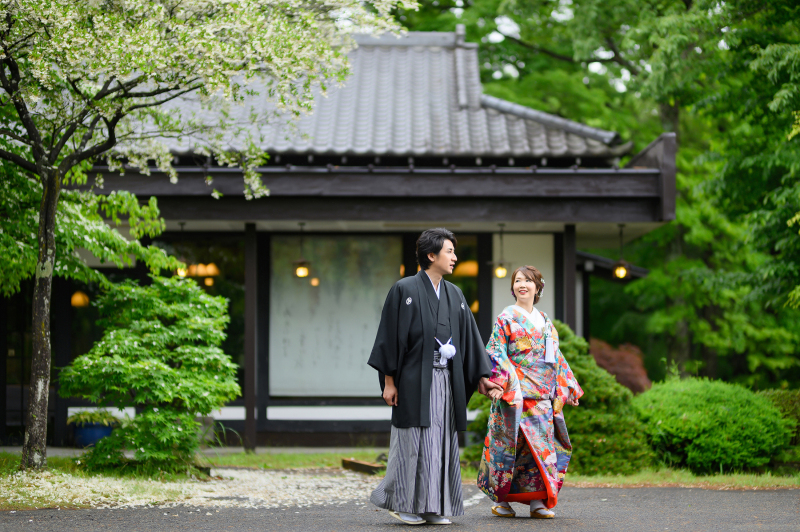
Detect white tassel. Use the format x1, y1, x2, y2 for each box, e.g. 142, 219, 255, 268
545, 337, 556, 364
436, 338, 457, 361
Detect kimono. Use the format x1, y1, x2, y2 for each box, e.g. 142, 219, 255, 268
368, 270, 492, 516
477, 305, 583, 510
367, 270, 491, 432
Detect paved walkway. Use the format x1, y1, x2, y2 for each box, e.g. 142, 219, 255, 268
2, 484, 798, 531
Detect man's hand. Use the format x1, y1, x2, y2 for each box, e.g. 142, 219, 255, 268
383, 375, 398, 406
479, 377, 504, 400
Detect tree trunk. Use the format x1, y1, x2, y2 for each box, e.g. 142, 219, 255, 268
20, 170, 61, 470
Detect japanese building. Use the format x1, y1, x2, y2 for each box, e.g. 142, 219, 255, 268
1, 27, 675, 447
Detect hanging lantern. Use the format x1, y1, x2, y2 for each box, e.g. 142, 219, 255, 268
613, 260, 629, 279
310, 277, 320, 287
493, 223, 509, 278
71, 291, 90, 308
614, 224, 629, 279
293, 222, 311, 278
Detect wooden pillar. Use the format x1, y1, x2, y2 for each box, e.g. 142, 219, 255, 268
554, 233, 564, 322
0, 295, 7, 444
476, 233, 493, 343
244, 223, 258, 451
402, 233, 418, 278
256, 233, 271, 433
582, 268, 591, 343
564, 225, 577, 330
52, 278, 72, 447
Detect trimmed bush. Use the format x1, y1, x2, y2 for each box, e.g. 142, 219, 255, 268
60, 275, 240, 473
757, 389, 800, 446
466, 320, 654, 475
633, 378, 794, 473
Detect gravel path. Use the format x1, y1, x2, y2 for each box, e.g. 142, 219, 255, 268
1, 469, 798, 531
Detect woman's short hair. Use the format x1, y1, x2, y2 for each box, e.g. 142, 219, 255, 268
416, 228, 457, 270
511, 265, 545, 304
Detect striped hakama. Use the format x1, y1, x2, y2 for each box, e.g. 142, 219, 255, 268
370, 353, 464, 516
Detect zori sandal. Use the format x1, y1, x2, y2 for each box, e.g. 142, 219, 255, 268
530, 507, 555, 519
491, 504, 516, 517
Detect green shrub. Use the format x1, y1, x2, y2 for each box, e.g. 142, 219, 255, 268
466, 320, 654, 475
757, 389, 800, 445
66, 410, 120, 427
633, 378, 794, 473
60, 275, 241, 473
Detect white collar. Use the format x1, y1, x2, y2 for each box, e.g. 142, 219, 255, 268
513, 305, 546, 329
424, 271, 441, 299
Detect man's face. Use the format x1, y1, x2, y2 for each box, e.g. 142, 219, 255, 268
428, 239, 457, 276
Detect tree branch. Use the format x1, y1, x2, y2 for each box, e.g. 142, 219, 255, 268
117, 79, 202, 100
0, 54, 46, 167
124, 84, 203, 112
604, 37, 640, 76
501, 33, 620, 64
59, 114, 122, 174
0, 127, 33, 145
0, 147, 37, 173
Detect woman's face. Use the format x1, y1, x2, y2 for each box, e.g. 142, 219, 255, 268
513, 271, 537, 305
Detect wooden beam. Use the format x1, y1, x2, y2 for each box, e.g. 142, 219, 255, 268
155, 197, 662, 223
625, 133, 677, 221
244, 223, 258, 452
564, 225, 577, 330
87, 170, 662, 199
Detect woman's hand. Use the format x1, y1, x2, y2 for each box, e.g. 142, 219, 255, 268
566, 396, 580, 407
383, 376, 398, 406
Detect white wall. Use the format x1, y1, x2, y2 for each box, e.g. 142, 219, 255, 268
491, 234, 555, 321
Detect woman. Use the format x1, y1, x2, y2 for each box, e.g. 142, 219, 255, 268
477, 265, 583, 519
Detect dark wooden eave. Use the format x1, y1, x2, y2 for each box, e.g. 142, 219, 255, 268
87, 133, 677, 224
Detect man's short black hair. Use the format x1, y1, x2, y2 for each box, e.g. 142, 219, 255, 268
416, 228, 457, 270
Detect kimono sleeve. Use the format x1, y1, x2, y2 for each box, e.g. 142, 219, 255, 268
367, 283, 404, 379
486, 315, 522, 406
548, 317, 584, 414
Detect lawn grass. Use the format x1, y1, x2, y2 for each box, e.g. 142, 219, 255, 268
567, 468, 800, 490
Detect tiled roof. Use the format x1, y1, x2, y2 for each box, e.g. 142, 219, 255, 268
165, 28, 631, 160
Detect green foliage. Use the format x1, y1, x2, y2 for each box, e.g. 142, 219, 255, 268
59, 275, 241, 473
758, 389, 800, 445
0, 117, 182, 297
466, 320, 654, 475
633, 378, 794, 473
66, 410, 120, 428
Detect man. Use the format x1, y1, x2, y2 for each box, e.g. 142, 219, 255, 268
368, 228, 502, 525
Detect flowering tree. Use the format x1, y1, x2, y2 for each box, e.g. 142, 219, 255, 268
0, 0, 407, 470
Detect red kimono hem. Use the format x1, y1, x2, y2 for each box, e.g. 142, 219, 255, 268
496, 430, 558, 509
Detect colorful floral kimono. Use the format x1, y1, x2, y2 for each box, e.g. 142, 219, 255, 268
477, 305, 583, 509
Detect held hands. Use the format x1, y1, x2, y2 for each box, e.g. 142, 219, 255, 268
478, 377, 504, 400
566, 396, 580, 407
